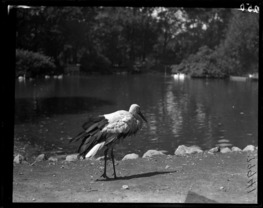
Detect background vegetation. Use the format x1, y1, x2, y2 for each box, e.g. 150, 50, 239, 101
16, 49, 56, 77
16, 7, 259, 77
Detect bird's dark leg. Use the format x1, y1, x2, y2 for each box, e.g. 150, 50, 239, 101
101, 148, 109, 179
111, 148, 117, 179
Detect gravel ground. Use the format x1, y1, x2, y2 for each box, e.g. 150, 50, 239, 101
13, 150, 257, 203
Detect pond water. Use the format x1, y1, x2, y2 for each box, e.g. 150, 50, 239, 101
14, 74, 258, 159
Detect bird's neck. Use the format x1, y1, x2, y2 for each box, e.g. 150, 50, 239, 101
133, 113, 142, 122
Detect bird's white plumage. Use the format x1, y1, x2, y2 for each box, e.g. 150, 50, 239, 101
85, 142, 105, 159
103, 110, 141, 135
104, 110, 131, 122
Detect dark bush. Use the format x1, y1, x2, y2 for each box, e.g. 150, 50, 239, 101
173, 46, 229, 78
16, 49, 56, 78
80, 51, 111, 74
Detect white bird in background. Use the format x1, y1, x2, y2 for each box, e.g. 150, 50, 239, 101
70, 104, 147, 179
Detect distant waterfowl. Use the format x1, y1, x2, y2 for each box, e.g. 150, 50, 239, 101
57, 74, 63, 79
53, 74, 63, 79
18, 75, 26, 82
173, 73, 185, 79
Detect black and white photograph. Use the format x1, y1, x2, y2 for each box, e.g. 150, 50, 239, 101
7, 4, 259, 203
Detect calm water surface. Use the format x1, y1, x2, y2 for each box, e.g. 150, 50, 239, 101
14, 75, 258, 158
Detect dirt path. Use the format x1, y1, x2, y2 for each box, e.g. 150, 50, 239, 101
13, 151, 257, 203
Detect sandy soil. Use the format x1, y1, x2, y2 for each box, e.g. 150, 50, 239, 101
13, 150, 257, 203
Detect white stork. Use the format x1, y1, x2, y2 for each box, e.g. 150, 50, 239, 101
70, 104, 147, 179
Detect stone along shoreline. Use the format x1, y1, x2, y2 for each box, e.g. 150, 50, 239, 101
14, 144, 257, 164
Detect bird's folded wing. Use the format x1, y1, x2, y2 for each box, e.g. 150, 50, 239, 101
104, 119, 128, 134
104, 116, 139, 145
70, 116, 108, 144
82, 116, 107, 132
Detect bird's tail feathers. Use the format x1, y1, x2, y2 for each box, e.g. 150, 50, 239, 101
69, 131, 88, 144
77, 130, 106, 157
85, 142, 105, 159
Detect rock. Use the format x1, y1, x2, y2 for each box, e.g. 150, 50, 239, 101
48, 156, 58, 162
216, 143, 232, 148
174, 145, 203, 156
231, 146, 242, 152
243, 145, 256, 152
174, 145, 187, 156
167, 155, 173, 159
220, 147, 231, 154
22, 161, 29, 165
66, 136, 72, 140
122, 185, 129, 190
122, 153, 139, 160
186, 145, 203, 154
36, 154, 46, 162
165, 165, 170, 169
49, 150, 64, 155
159, 150, 168, 154
208, 147, 219, 154
55, 154, 67, 160
14, 154, 25, 164
65, 154, 78, 162
218, 139, 229, 143
142, 150, 164, 158
96, 156, 105, 161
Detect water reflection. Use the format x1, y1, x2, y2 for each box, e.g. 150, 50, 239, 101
15, 97, 114, 124
165, 84, 183, 138
14, 75, 258, 158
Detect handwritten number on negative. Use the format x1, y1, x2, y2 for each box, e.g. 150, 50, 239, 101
246, 154, 257, 194
239, 3, 259, 13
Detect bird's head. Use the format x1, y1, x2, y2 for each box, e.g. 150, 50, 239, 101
129, 104, 147, 123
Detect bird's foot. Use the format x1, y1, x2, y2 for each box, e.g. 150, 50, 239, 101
112, 173, 117, 179
100, 172, 109, 179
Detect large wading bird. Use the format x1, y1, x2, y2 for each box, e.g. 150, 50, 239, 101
70, 104, 147, 179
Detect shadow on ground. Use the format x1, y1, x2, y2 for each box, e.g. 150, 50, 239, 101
96, 170, 178, 181
185, 191, 218, 203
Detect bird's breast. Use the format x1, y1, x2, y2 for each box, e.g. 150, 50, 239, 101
102, 111, 141, 136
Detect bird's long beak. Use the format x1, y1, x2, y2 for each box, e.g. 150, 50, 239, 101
139, 111, 147, 123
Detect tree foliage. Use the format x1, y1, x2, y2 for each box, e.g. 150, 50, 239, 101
16, 7, 259, 77
215, 10, 259, 75
172, 9, 259, 77
16, 49, 56, 77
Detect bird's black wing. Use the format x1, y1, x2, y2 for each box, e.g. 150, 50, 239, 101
82, 116, 106, 130
70, 116, 109, 157
69, 116, 108, 144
